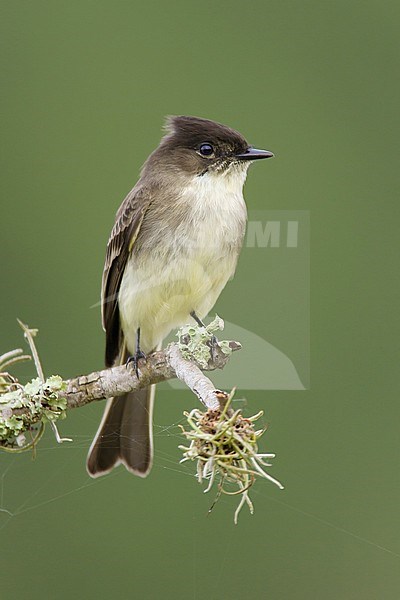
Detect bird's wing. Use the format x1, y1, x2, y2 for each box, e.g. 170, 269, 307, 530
101, 185, 153, 367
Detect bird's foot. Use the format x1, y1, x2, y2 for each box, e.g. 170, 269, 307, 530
207, 334, 220, 362
190, 311, 221, 362
126, 349, 147, 379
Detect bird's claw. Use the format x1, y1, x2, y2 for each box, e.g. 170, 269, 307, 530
207, 335, 219, 362
126, 350, 147, 378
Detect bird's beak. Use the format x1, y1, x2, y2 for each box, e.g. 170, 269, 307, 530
235, 147, 274, 161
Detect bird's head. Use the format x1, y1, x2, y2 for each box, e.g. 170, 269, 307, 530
142, 115, 274, 181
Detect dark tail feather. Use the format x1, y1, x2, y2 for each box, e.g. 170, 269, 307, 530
86, 385, 154, 478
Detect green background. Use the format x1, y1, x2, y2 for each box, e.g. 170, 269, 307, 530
1, 1, 399, 598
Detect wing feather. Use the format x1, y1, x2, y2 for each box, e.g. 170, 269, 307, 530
101, 185, 152, 367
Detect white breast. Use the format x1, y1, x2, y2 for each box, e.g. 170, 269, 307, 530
180, 169, 248, 254
119, 167, 248, 353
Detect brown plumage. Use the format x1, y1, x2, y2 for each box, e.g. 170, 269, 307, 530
87, 115, 273, 478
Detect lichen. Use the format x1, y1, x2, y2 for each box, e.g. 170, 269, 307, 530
0, 330, 69, 452
179, 392, 284, 524
177, 315, 232, 368
0, 374, 67, 451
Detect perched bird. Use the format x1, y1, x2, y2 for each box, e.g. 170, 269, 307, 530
87, 116, 273, 478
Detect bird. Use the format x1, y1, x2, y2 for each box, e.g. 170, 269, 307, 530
87, 115, 274, 478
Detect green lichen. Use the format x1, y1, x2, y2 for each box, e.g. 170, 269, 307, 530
0, 374, 67, 451
0, 322, 73, 451
177, 315, 232, 368
179, 392, 284, 524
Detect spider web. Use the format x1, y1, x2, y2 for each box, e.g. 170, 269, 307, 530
1, 398, 397, 560
0, 413, 194, 532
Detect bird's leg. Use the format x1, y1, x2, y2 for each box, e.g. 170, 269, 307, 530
190, 310, 206, 329
126, 327, 147, 378
190, 310, 219, 359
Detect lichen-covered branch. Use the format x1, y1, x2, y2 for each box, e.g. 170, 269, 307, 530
0, 317, 240, 449
0, 316, 284, 523
65, 339, 237, 410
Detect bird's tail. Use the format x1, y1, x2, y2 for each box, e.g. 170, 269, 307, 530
86, 350, 155, 478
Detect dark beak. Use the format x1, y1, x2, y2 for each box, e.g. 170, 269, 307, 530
235, 147, 274, 161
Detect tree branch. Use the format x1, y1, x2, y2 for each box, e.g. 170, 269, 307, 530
0, 317, 284, 523
65, 340, 238, 411
0, 317, 241, 448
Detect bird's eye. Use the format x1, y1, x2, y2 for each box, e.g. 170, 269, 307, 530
199, 143, 214, 157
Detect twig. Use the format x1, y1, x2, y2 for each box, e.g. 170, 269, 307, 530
17, 320, 44, 380
0, 317, 241, 444
17, 319, 72, 444
0, 317, 283, 523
